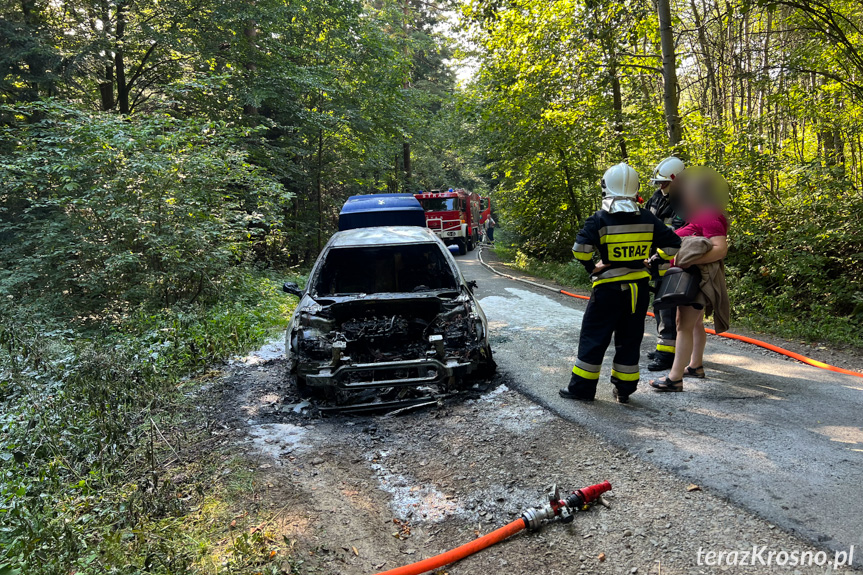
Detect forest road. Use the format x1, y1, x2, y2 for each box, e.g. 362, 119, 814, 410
458, 247, 863, 562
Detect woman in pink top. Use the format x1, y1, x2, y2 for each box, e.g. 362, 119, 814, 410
651, 170, 729, 392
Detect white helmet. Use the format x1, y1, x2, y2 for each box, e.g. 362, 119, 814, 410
649, 156, 685, 186
601, 162, 640, 214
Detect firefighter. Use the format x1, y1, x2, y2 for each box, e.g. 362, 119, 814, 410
645, 156, 686, 371
560, 163, 681, 403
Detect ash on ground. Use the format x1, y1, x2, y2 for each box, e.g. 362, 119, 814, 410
198, 340, 859, 575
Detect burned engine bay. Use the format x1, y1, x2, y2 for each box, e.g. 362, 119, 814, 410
307, 296, 480, 360
295, 293, 488, 389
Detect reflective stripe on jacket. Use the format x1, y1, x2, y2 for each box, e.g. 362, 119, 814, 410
572, 209, 682, 288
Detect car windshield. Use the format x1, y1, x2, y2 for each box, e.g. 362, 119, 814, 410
420, 197, 457, 211
313, 244, 458, 296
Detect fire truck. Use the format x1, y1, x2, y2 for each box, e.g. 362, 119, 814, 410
479, 197, 492, 225
415, 188, 482, 255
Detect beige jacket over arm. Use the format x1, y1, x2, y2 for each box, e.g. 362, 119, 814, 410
674, 236, 731, 334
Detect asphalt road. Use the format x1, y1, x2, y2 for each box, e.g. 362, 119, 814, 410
456, 246, 863, 562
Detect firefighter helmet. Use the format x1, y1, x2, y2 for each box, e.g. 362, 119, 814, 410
600, 162, 640, 214
649, 156, 685, 186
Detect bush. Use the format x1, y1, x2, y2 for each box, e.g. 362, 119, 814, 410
492, 229, 592, 289
0, 271, 295, 575
0, 101, 291, 321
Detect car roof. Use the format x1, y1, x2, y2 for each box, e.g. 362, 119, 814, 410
328, 226, 441, 248
338, 194, 426, 230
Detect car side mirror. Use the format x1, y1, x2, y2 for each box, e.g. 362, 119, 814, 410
467, 280, 478, 291
282, 281, 302, 297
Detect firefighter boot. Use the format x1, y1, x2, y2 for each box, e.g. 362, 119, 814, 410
647, 354, 674, 371
611, 377, 638, 404
559, 373, 596, 402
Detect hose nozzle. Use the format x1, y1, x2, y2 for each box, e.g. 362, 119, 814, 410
522, 481, 611, 531
567, 480, 612, 510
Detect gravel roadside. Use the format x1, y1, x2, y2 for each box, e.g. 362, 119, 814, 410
209, 352, 860, 575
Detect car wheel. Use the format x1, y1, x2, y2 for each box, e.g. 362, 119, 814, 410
477, 345, 497, 378
467, 233, 476, 251
457, 239, 467, 255
295, 374, 310, 397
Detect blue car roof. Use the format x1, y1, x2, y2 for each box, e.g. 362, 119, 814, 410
338, 194, 427, 230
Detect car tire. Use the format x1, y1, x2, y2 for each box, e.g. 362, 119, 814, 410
477, 345, 497, 378
295, 374, 310, 397
457, 239, 467, 255
467, 232, 476, 251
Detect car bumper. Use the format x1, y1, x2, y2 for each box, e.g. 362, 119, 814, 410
302, 357, 474, 390
431, 229, 464, 239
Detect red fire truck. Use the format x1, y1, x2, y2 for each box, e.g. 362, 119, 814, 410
479, 197, 492, 224
415, 188, 482, 255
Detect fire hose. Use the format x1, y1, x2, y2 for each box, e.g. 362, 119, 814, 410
475, 245, 863, 379
562, 289, 863, 379
374, 481, 612, 575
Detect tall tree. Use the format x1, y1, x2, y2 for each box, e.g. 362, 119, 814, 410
657, 0, 683, 146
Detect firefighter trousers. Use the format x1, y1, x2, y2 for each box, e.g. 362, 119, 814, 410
568, 280, 650, 400
653, 303, 677, 363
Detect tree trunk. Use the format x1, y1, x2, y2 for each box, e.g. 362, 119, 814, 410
757, 9, 772, 149
403, 142, 411, 192
690, 0, 719, 120
610, 61, 628, 160
99, 64, 115, 111
558, 148, 583, 223
401, 0, 411, 192
316, 129, 324, 253
114, 1, 130, 114
657, 0, 682, 147
244, 18, 258, 116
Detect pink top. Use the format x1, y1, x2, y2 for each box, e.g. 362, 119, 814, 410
676, 209, 728, 239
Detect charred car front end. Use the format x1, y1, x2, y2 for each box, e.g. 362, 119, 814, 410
284, 227, 493, 401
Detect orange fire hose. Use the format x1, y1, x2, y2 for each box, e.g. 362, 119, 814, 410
559, 289, 863, 378
374, 518, 526, 575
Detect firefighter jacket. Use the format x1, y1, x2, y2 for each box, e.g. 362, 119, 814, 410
572, 209, 682, 287
644, 190, 684, 277
645, 189, 685, 229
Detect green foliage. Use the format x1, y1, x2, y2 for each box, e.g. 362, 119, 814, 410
460, 0, 670, 259
492, 230, 592, 289
0, 271, 294, 575
0, 101, 289, 320
463, 0, 863, 348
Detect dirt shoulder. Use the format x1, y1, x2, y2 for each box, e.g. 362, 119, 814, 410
182, 347, 860, 574
478, 245, 863, 373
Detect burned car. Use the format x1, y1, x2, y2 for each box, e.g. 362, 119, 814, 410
282, 196, 494, 405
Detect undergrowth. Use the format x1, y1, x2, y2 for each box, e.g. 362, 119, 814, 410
491, 230, 591, 290
0, 268, 298, 575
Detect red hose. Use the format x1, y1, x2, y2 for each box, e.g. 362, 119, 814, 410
559, 289, 863, 378
374, 518, 526, 575
701, 328, 863, 377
